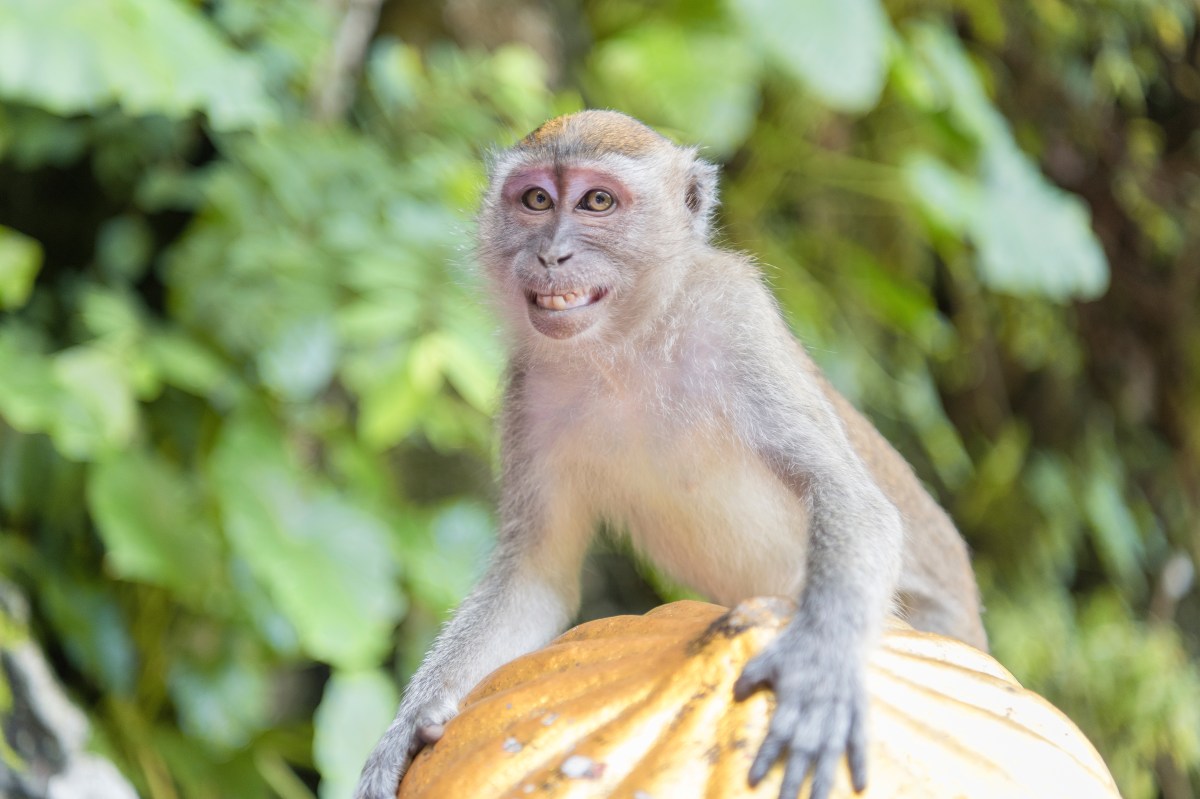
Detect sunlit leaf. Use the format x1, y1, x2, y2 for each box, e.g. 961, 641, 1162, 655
0, 327, 60, 433
906, 149, 1108, 300
731, 0, 891, 112
50, 346, 138, 459
972, 146, 1109, 300
429, 331, 501, 415
353, 343, 432, 450
78, 286, 143, 344
586, 24, 760, 156
902, 24, 1007, 142
901, 154, 979, 235
366, 40, 423, 116
484, 45, 556, 133
0, 226, 42, 310
142, 331, 240, 400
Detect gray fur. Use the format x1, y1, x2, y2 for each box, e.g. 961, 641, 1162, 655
355, 110, 985, 799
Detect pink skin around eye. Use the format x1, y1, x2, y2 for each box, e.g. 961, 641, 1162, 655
502, 167, 631, 210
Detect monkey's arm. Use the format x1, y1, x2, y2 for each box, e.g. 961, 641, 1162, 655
354, 434, 591, 799
730, 350, 903, 799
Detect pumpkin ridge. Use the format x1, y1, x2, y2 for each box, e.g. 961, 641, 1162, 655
496, 669, 710, 796
502, 621, 752, 797
868, 699, 1085, 798
870, 660, 1115, 781
400, 668, 667, 798
870, 678, 1120, 795
875, 629, 1017, 681
552, 604, 722, 645
463, 637, 685, 702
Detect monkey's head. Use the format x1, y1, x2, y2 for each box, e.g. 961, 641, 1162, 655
478, 110, 719, 348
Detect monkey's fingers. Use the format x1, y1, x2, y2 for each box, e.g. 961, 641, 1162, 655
749, 732, 785, 786
747, 689, 801, 784
778, 746, 814, 799
805, 746, 840, 799
733, 655, 774, 701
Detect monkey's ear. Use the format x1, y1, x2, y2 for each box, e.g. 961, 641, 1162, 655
684, 155, 720, 240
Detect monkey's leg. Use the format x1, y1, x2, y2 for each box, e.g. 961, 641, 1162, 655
731, 366, 903, 799
353, 508, 589, 799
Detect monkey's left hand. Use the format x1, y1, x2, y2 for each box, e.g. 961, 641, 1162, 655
733, 617, 868, 799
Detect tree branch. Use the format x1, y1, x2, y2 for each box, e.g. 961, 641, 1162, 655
310, 0, 385, 123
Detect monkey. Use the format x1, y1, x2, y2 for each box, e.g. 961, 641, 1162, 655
355, 110, 987, 799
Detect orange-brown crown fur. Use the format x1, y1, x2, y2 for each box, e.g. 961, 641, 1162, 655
516, 110, 671, 160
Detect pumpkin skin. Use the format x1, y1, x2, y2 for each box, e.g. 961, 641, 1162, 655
397, 598, 1120, 799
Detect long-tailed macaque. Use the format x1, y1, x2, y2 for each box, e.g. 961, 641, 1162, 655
355, 110, 987, 799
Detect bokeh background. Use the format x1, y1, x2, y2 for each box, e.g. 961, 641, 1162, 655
1, 0, 1198, 797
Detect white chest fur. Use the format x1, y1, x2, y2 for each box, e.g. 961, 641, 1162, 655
522, 359, 810, 605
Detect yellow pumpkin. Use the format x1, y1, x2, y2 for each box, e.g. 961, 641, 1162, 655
397, 598, 1120, 799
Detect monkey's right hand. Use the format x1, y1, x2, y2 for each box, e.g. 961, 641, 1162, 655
733, 618, 869, 799
353, 694, 459, 799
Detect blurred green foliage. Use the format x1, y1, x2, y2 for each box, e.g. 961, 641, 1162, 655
0, 1, 1197, 797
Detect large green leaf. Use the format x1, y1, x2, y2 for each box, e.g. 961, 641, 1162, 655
88, 450, 223, 599
210, 409, 405, 669
904, 148, 1109, 301
731, 0, 891, 112
0, 337, 141, 460
900, 27, 1109, 300
0, 0, 273, 128
972, 146, 1109, 299
0, 327, 60, 434
50, 346, 139, 459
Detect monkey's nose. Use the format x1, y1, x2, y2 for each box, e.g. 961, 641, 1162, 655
537, 251, 573, 268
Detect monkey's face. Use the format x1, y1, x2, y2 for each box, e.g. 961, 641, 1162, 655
485, 161, 641, 342
479, 156, 694, 345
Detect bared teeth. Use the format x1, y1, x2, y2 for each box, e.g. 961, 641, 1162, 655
534, 290, 599, 311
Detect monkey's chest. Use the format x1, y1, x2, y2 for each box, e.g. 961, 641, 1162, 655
555, 404, 811, 604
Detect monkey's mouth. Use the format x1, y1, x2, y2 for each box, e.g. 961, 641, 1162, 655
527, 287, 607, 311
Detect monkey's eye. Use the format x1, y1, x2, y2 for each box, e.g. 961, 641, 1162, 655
521, 187, 553, 211
579, 189, 615, 213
